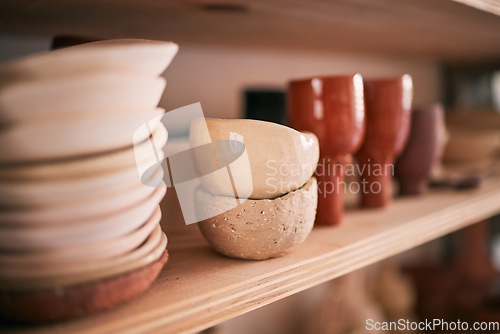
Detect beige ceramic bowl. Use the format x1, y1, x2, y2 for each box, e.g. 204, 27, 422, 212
0, 185, 166, 250
0, 220, 167, 290
0, 122, 167, 181
0, 160, 163, 208
190, 118, 319, 199
0, 73, 166, 124
0, 39, 178, 88
0, 203, 161, 266
0, 176, 165, 226
197, 177, 317, 260
0, 108, 165, 163
443, 127, 499, 167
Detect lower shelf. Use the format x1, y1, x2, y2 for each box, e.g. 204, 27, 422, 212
3, 176, 500, 334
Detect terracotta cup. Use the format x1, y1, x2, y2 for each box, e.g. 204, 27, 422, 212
395, 104, 446, 195
288, 74, 365, 225
355, 75, 413, 208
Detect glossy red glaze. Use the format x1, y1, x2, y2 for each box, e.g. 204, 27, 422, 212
356, 75, 413, 208
288, 74, 365, 225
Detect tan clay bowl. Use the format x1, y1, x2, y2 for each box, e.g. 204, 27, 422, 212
0, 73, 165, 124
0, 159, 163, 208
0, 108, 165, 163
0, 122, 167, 181
0, 221, 167, 290
0, 202, 161, 266
190, 118, 319, 199
443, 127, 499, 165
0, 185, 166, 250
197, 177, 317, 260
0, 39, 178, 87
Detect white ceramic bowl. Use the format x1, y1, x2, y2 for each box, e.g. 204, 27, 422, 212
0, 186, 166, 250
0, 122, 168, 181
0, 73, 165, 123
0, 220, 168, 289
0, 160, 163, 208
0, 108, 165, 163
0, 203, 161, 266
0, 39, 178, 87
0, 175, 166, 226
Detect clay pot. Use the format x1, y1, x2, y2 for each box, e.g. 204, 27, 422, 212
355, 75, 413, 208
395, 104, 446, 195
288, 74, 365, 225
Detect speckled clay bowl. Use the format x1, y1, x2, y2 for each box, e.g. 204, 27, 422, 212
196, 177, 317, 260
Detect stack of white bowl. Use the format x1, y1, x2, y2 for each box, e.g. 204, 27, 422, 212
0, 39, 177, 321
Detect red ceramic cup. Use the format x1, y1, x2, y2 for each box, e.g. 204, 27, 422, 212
355, 75, 413, 208
395, 104, 446, 195
288, 74, 365, 225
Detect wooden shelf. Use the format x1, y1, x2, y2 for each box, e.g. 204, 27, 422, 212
3, 175, 500, 334
1, 0, 500, 61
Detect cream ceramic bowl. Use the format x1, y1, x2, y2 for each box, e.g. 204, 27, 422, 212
0, 160, 163, 208
0, 220, 168, 290
0, 73, 165, 123
0, 176, 165, 226
0, 39, 178, 87
190, 118, 319, 199
0, 186, 165, 250
0, 203, 161, 266
0, 122, 167, 181
0, 108, 165, 163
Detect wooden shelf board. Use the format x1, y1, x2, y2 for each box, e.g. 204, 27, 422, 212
0, 0, 500, 61
3, 175, 500, 334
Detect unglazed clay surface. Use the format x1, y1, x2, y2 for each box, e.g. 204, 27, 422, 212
196, 177, 317, 260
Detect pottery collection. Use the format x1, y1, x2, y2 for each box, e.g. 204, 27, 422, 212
0, 34, 468, 325
0, 39, 177, 322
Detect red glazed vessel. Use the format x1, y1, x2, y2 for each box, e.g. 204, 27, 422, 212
356, 75, 413, 208
288, 74, 365, 225
395, 104, 446, 195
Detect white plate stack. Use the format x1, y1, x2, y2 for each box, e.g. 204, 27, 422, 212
0, 39, 177, 322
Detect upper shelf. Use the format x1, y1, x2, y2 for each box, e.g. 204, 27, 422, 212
1, 0, 500, 61
4, 174, 500, 334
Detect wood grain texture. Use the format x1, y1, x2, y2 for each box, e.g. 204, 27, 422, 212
2, 175, 500, 333
0, 0, 499, 61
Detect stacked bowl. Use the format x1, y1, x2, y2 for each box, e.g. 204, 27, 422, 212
0, 39, 177, 322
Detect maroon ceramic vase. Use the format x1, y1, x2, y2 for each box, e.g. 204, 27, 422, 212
395, 104, 446, 195
288, 74, 365, 225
